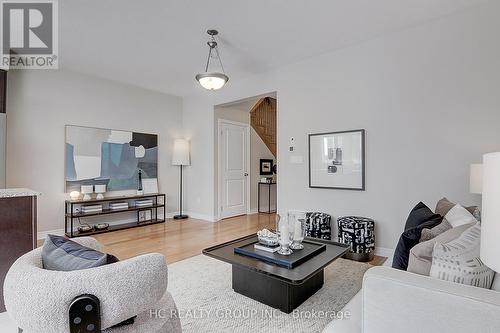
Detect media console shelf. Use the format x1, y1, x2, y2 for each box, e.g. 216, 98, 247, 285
65, 193, 166, 238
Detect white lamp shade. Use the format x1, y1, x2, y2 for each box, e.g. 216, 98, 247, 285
172, 139, 190, 166
480, 152, 500, 272
470, 164, 483, 194
80, 185, 93, 194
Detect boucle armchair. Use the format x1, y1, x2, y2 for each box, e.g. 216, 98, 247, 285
3, 237, 181, 333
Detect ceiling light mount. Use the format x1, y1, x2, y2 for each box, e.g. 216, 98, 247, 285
195, 29, 229, 90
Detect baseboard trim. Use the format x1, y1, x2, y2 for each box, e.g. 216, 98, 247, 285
38, 228, 65, 240
247, 209, 259, 215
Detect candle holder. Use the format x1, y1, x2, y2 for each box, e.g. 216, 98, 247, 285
289, 211, 306, 250
277, 216, 293, 255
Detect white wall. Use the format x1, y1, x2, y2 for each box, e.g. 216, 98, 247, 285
6, 70, 183, 233
0, 114, 5, 188
183, 1, 500, 250
214, 106, 275, 214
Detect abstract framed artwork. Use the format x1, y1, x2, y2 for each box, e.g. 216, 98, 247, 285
65, 125, 158, 192
308, 129, 365, 190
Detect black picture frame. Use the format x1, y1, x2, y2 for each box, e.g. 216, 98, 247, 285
260, 159, 274, 176
308, 129, 366, 191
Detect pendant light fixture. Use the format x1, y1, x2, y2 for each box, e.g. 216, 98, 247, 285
195, 30, 229, 90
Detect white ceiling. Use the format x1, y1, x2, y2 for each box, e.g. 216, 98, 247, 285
60, 0, 489, 97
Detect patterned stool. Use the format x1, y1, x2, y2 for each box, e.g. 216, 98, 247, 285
305, 212, 332, 240
337, 216, 375, 262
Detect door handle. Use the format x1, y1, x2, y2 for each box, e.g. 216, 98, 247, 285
244, 173, 249, 176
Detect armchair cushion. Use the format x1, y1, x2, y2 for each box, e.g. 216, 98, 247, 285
42, 235, 118, 271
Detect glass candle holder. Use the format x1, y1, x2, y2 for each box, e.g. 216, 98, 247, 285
289, 211, 306, 250
277, 216, 293, 255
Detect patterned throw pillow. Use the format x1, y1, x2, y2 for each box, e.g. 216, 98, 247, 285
420, 219, 452, 242
430, 223, 494, 289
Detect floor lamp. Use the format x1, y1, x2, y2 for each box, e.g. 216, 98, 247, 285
172, 139, 190, 219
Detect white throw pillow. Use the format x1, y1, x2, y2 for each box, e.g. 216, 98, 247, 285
430, 222, 494, 289
444, 204, 477, 227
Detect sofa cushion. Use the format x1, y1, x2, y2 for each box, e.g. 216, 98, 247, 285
430, 222, 495, 289
444, 204, 477, 227
392, 202, 442, 270
408, 222, 475, 276
420, 219, 452, 242
435, 197, 477, 217
42, 234, 119, 271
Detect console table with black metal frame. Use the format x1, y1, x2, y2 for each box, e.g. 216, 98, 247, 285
65, 193, 166, 238
258, 182, 276, 214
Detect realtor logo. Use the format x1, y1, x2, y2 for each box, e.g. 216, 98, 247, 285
1, 0, 58, 69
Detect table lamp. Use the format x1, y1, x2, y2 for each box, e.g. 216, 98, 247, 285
172, 139, 190, 219
480, 152, 500, 272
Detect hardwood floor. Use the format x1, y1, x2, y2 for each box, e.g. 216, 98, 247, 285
93, 213, 386, 266
94, 213, 276, 264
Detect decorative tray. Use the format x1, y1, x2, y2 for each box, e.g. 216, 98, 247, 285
234, 239, 326, 269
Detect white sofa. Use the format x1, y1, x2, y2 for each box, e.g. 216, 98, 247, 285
324, 266, 500, 333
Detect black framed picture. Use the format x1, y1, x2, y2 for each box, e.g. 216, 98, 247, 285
260, 159, 274, 176
308, 129, 365, 190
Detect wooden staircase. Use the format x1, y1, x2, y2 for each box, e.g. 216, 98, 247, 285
250, 97, 276, 157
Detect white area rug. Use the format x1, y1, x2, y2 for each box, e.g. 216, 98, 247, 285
168, 255, 372, 333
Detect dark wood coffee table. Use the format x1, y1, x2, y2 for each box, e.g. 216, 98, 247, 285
203, 234, 349, 313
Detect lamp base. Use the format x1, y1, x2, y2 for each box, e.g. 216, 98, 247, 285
173, 214, 189, 220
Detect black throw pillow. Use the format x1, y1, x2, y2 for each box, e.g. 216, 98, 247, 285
403, 202, 436, 230
392, 203, 442, 270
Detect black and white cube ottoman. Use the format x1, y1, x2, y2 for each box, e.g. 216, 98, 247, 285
305, 212, 332, 240
337, 216, 375, 262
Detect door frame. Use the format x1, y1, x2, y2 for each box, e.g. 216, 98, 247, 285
217, 118, 251, 221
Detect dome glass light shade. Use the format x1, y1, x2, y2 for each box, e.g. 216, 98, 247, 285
195, 72, 229, 90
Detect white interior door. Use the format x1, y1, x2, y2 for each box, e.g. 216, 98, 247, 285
219, 121, 249, 219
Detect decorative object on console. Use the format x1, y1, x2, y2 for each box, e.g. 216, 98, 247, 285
309, 129, 365, 190
172, 138, 190, 220
135, 199, 153, 207
94, 223, 109, 231
480, 152, 500, 272
195, 30, 229, 91
95, 184, 106, 200
65, 125, 158, 192
305, 212, 332, 240
259, 159, 273, 175
109, 202, 128, 210
392, 202, 442, 270
137, 170, 143, 195
470, 164, 483, 194
81, 185, 94, 201
142, 178, 159, 194
82, 204, 103, 214
337, 216, 375, 262
69, 191, 80, 200
138, 209, 152, 223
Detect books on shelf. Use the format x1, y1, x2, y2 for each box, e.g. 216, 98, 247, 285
254, 243, 280, 253
135, 199, 153, 207
81, 205, 103, 214
109, 202, 129, 210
